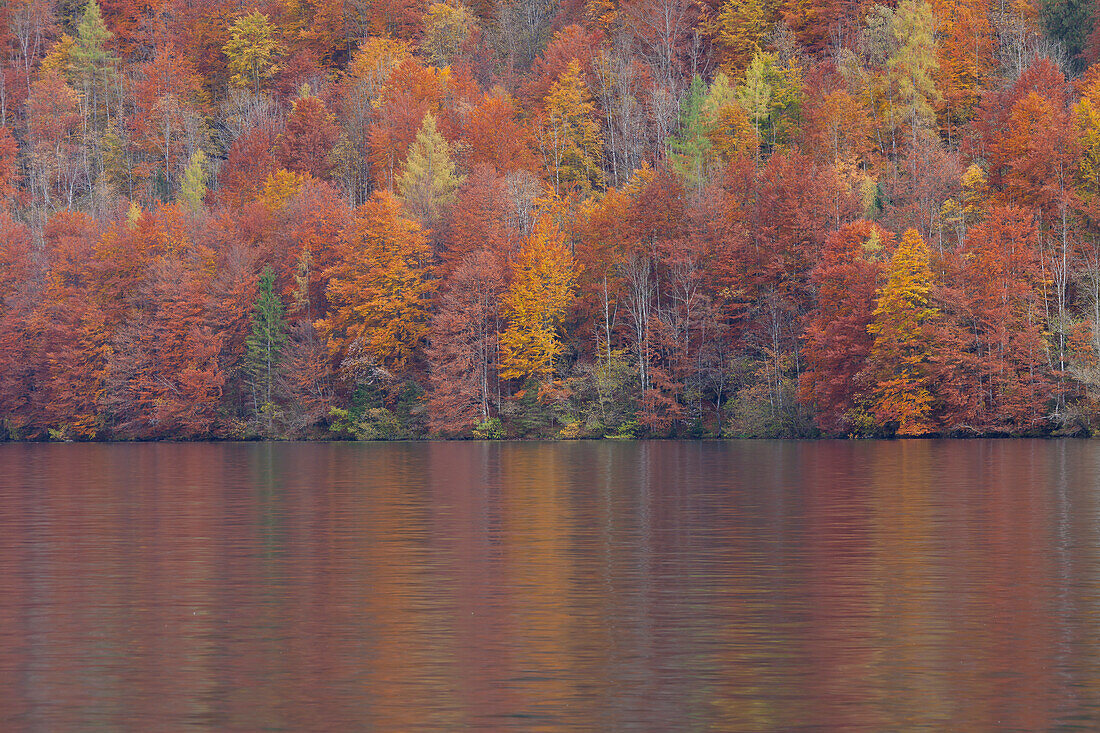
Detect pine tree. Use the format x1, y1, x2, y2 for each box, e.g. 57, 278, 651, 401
396, 112, 462, 229
866, 228, 938, 435
1041, 0, 1093, 72
245, 266, 287, 432
887, 0, 941, 148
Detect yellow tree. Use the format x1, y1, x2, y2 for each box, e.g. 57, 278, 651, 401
1077, 78, 1100, 201
702, 73, 758, 161
316, 192, 435, 376
887, 0, 941, 149
396, 112, 463, 230
422, 1, 475, 67
540, 60, 603, 197
865, 228, 939, 435
224, 11, 281, 94
499, 218, 579, 382
707, 0, 769, 73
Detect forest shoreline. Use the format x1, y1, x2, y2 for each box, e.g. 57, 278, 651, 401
0, 433, 1086, 444
4, 1, 1100, 442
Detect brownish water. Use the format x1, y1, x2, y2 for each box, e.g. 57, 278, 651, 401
0, 440, 1098, 731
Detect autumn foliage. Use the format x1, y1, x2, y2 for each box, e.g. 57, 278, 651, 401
4, 0, 1100, 439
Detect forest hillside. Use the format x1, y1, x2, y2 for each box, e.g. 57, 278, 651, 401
1, 0, 1098, 439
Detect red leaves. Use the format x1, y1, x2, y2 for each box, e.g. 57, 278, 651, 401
0, 127, 20, 204
935, 207, 1050, 433
277, 95, 339, 180
427, 249, 506, 435
801, 221, 892, 434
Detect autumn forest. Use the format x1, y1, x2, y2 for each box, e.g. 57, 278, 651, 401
0, 0, 1098, 440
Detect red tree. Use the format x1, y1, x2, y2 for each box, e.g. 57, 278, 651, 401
801, 221, 893, 434
277, 94, 340, 180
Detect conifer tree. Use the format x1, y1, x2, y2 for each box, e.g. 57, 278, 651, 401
396, 112, 462, 229
245, 266, 287, 430
887, 0, 940, 147
177, 150, 208, 213
736, 51, 803, 153
668, 75, 711, 189
71, 0, 116, 135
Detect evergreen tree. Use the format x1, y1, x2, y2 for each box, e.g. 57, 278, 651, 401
246, 266, 288, 431
1041, 0, 1092, 72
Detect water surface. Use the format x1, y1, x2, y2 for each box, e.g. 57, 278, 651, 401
1, 440, 1098, 730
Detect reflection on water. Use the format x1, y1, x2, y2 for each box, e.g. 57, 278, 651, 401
1, 440, 1099, 730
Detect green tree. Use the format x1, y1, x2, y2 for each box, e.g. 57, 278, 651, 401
70, 0, 117, 170
177, 150, 208, 212
71, 1, 116, 119
737, 50, 802, 153
668, 75, 711, 188
224, 11, 281, 94
245, 266, 288, 432
396, 112, 463, 229
1041, 0, 1092, 72
700, 72, 757, 163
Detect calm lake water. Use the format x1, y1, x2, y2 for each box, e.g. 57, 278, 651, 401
1, 440, 1099, 731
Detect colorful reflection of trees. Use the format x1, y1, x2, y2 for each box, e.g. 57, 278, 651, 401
1, 441, 1099, 729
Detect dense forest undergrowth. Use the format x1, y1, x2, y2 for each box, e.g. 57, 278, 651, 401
4, 0, 1100, 440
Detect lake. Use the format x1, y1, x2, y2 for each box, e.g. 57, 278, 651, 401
1, 440, 1099, 730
